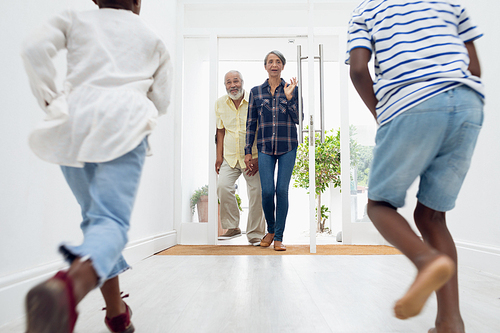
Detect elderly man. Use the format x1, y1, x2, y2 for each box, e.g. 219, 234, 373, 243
215, 70, 265, 245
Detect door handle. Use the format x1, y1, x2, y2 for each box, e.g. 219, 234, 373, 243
297, 44, 325, 143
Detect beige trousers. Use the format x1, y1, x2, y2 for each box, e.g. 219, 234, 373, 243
217, 160, 265, 240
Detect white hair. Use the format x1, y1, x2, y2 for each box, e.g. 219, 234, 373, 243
225, 70, 244, 83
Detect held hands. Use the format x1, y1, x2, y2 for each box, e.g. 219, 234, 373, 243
284, 77, 298, 101
244, 154, 258, 176
245, 158, 259, 176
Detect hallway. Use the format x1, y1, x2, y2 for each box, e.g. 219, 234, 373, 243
2, 0, 500, 332
3, 254, 499, 332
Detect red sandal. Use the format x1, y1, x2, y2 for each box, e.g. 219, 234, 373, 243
26, 271, 78, 333
105, 302, 135, 333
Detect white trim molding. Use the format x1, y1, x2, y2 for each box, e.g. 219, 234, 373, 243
123, 231, 177, 263
456, 240, 500, 277
0, 231, 177, 329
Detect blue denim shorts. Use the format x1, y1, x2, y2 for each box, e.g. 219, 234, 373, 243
368, 85, 483, 212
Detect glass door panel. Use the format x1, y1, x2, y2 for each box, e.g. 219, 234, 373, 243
218, 36, 343, 245
180, 37, 213, 245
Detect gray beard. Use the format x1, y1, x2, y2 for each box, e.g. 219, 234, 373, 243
228, 89, 244, 100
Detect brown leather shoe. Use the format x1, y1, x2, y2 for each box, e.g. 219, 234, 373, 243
248, 238, 261, 246
218, 228, 242, 240
260, 233, 275, 247
274, 241, 286, 251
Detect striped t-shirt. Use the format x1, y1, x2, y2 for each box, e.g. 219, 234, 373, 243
346, 0, 484, 125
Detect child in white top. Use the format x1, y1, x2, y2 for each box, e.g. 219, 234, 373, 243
21, 1, 171, 332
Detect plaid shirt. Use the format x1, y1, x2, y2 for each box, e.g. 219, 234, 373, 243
245, 79, 299, 156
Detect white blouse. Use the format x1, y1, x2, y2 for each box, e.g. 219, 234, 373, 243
21, 8, 172, 167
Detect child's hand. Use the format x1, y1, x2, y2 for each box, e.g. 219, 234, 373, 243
284, 77, 298, 101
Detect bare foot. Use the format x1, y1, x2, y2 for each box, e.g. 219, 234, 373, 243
428, 329, 436, 333
394, 255, 455, 319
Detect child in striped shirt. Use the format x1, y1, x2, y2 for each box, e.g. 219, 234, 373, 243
346, 1, 483, 332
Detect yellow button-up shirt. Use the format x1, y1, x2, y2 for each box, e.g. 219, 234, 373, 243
215, 91, 258, 168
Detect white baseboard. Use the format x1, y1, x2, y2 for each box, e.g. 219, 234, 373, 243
123, 231, 177, 263
0, 231, 177, 329
180, 222, 209, 244
349, 222, 389, 245
456, 240, 500, 277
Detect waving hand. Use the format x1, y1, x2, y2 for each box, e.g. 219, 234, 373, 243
284, 77, 298, 100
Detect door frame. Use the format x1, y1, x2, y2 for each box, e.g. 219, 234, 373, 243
177, 1, 367, 247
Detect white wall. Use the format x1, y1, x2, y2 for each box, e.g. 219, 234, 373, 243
447, 0, 500, 274
0, 0, 178, 327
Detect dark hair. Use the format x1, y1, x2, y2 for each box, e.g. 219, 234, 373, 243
98, 0, 136, 7
264, 50, 286, 66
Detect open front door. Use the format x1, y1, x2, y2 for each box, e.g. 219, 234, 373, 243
179, 5, 388, 247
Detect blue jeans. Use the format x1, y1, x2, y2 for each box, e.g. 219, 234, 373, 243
258, 148, 297, 242
59, 138, 147, 287
369, 85, 483, 211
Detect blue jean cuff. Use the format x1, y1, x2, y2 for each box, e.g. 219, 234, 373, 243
59, 244, 130, 288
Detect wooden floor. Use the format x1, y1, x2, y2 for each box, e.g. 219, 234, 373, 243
3, 254, 500, 332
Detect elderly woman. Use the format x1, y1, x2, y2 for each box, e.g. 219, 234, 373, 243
244, 50, 299, 251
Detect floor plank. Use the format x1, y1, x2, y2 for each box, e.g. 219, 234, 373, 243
2, 255, 499, 332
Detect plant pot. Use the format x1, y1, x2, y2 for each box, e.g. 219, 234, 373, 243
195, 196, 229, 235
196, 195, 208, 222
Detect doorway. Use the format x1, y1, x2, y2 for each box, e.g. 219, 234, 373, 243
179, 1, 386, 247
216, 36, 342, 246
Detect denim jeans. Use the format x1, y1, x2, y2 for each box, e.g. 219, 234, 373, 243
369, 85, 483, 211
59, 138, 147, 287
258, 148, 297, 242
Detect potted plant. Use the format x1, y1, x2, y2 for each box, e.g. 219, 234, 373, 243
292, 126, 362, 232
292, 129, 341, 232
190, 185, 208, 222
190, 184, 244, 227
